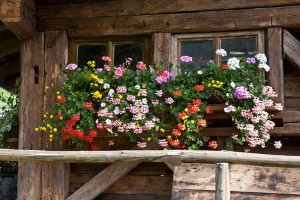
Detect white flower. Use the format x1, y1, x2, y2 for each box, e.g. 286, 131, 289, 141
101, 103, 106, 107
274, 141, 282, 149
255, 53, 267, 63
135, 85, 141, 90
227, 57, 240, 70
113, 106, 120, 115
103, 83, 110, 89
215, 49, 227, 57
197, 70, 203, 75
108, 89, 115, 96
99, 79, 104, 84
105, 119, 112, 125
258, 63, 270, 72
142, 98, 148, 104
230, 82, 236, 88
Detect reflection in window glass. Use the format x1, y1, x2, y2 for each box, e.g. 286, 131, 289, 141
78, 45, 107, 68
180, 40, 213, 71
114, 43, 143, 69
221, 38, 256, 63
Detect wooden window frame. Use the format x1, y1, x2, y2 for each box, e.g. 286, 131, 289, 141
69, 36, 152, 67
171, 30, 265, 74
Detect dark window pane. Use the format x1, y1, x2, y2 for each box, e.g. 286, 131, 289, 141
78, 45, 107, 68
180, 40, 214, 71
114, 43, 143, 69
221, 38, 256, 63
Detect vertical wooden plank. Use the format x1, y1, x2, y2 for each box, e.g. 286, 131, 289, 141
152, 33, 172, 70
215, 163, 230, 200
41, 31, 69, 200
267, 27, 284, 106
18, 32, 45, 200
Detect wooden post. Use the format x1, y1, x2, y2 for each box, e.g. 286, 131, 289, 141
215, 163, 230, 200
18, 32, 44, 200
267, 27, 284, 106
152, 33, 172, 70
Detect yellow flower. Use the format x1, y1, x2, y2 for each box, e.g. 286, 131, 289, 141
43, 114, 47, 118
164, 148, 168, 150
45, 86, 49, 89
53, 128, 57, 132
92, 91, 102, 99
49, 138, 53, 142
142, 84, 147, 88
147, 137, 152, 141
49, 134, 53, 138
184, 108, 188, 112
118, 94, 123, 99
87, 61, 96, 67
208, 83, 212, 87
90, 74, 100, 83
167, 135, 171, 139
56, 91, 60, 95
137, 92, 141, 97
50, 115, 54, 118
160, 128, 165, 132
35, 128, 39, 131
57, 95, 61, 99
47, 124, 51, 127
155, 125, 159, 131
51, 83, 54, 87
191, 120, 195, 124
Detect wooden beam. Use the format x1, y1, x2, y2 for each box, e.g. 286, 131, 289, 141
267, 28, 284, 105
0, 149, 299, 167
67, 162, 141, 200
283, 29, 300, 68
37, 0, 300, 19
0, 0, 21, 20
18, 32, 44, 200
37, 5, 300, 37
215, 163, 230, 200
1, 0, 37, 39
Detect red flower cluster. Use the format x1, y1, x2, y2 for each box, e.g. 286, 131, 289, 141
173, 90, 182, 97
83, 102, 93, 110
194, 84, 205, 92
57, 96, 66, 104
220, 64, 228, 70
208, 140, 218, 149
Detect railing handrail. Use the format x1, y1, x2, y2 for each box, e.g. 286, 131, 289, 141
0, 149, 299, 167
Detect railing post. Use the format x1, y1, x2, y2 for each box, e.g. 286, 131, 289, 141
215, 163, 230, 200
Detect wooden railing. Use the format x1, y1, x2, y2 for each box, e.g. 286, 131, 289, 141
1, 149, 299, 200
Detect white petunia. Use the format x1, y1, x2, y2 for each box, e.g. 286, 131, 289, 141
101, 103, 106, 107
197, 70, 203, 75
255, 53, 267, 63
227, 57, 240, 70
135, 85, 141, 90
230, 82, 236, 88
113, 106, 120, 115
215, 49, 227, 57
108, 89, 115, 96
105, 119, 112, 125
103, 83, 110, 89
142, 98, 148, 104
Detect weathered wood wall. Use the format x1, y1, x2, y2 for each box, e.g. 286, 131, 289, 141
14, 0, 300, 199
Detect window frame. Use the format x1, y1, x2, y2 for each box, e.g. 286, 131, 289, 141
69, 36, 151, 67
171, 30, 265, 74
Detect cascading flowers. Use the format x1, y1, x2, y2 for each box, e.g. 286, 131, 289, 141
38, 49, 282, 151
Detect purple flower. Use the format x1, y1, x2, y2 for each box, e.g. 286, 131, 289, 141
209, 60, 214, 64
149, 67, 154, 73
234, 86, 249, 100
180, 56, 193, 63
66, 63, 78, 70
246, 57, 256, 64
155, 71, 174, 84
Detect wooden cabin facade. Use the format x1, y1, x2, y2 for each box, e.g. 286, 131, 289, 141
1, 0, 300, 199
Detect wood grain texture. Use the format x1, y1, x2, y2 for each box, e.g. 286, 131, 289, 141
38, 5, 300, 37
152, 33, 172, 70
267, 28, 284, 105
230, 164, 300, 195
18, 32, 44, 200
171, 163, 300, 199
2, 0, 37, 39
41, 31, 69, 200
283, 30, 300, 69
215, 163, 230, 200
1, 149, 300, 166
37, 0, 300, 19
284, 77, 300, 98
67, 162, 141, 200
